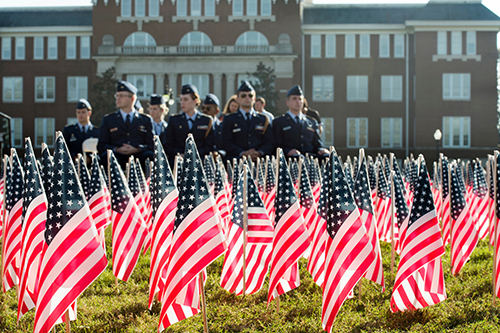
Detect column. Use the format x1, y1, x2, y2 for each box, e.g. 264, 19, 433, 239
168, 72, 178, 114
225, 73, 235, 102
155, 73, 165, 94
213, 73, 222, 102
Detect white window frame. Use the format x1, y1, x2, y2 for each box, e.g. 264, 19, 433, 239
359, 34, 370, 58
15, 37, 25, 60
66, 36, 76, 59
347, 75, 368, 102
261, 0, 271, 16
2, 37, 11, 60
442, 116, 470, 148
381, 118, 402, 148
205, 0, 215, 16
191, 0, 201, 16
127, 74, 154, 98
34, 37, 44, 60
177, 0, 187, 16
394, 34, 404, 58
34, 118, 56, 148
149, 0, 159, 16
345, 34, 355, 58
451, 31, 462, 55
381, 75, 403, 102
312, 75, 334, 102
11, 118, 23, 148
2, 77, 23, 102
320, 117, 334, 146
437, 31, 447, 55
325, 34, 336, 58
135, 0, 145, 17
35, 77, 55, 102
80, 37, 91, 59
347, 118, 368, 148
310, 34, 321, 58
442, 73, 470, 101
48, 36, 58, 60
246, 0, 257, 16
466, 31, 476, 55
379, 34, 389, 58
233, 0, 243, 16
121, 0, 132, 17
67, 76, 88, 102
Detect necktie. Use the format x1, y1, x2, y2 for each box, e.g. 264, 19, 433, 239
246, 113, 251, 125
295, 117, 300, 125
80, 126, 85, 133
188, 118, 193, 130
126, 114, 131, 128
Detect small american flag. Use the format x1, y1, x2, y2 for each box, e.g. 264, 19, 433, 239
471, 161, 489, 240
263, 157, 276, 222
440, 158, 451, 245
214, 160, 231, 235
33, 133, 107, 333
127, 158, 150, 253
87, 154, 111, 249
375, 163, 392, 242
39, 143, 53, 193
135, 159, 152, 237
77, 155, 91, 198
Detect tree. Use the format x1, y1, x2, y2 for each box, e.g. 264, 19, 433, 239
247, 62, 280, 115
91, 67, 118, 126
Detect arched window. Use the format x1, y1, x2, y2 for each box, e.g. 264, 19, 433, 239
179, 32, 213, 53
123, 32, 156, 54
235, 31, 269, 53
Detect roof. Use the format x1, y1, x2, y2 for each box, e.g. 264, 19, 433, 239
0, 7, 92, 28
303, 3, 500, 25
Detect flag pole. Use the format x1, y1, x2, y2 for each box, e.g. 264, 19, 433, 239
493, 152, 499, 306
242, 164, 248, 297
439, 154, 444, 239
390, 171, 396, 274
173, 155, 179, 184
448, 162, 453, 274
1, 155, 9, 285
107, 150, 118, 287
65, 310, 71, 333
487, 157, 493, 249
275, 148, 281, 312
199, 272, 209, 333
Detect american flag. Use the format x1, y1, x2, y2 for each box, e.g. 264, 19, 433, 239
308, 157, 322, 204
440, 158, 451, 245
39, 143, 53, 193
214, 161, 231, 235
220, 166, 273, 295
77, 155, 91, 198
175, 155, 183, 189
100, 164, 108, 184
494, 154, 500, 298
290, 158, 299, 187
368, 158, 377, 203
256, 159, 266, 194
226, 159, 233, 190
158, 135, 226, 331
267, 150, 310, 304
135, 159, 152, 231
127, 158, 150, 253
471, 161, 489, 240
204, 155, 215, 189
33, 133, 107, 333
263, 156, 276, 222
392, 168, 410, 253
487, 157, 495, 246
320, 149, 375, 332
148, 136, 178, 310
450, 163, 479, 276
18, 139, 46, 320
0, 156, 4, 236
353, 154, 384, 291
2, 150, 22, 294
344, 162, 355, 193
375, 163, 392, 242
390, 157, 446, 312
108, 151, 148, 281
87, 154, 111, 249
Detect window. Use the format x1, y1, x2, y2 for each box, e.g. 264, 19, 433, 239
66, 36, 76, 59
443, 73, 470, 100
177, 0, 187, 16
437, 31, 447, 55
179, 31, 213, 48
205, 0, 215, 16
394, 34, 404, 58
149, 0, 159, 16
325, 35, 336, 58
48, 36, 57, 59
261, 0, 271, 16
3, 77, 22, 102
381, 75, 403, 101
379, 34, 389, 58
466, 31, 476, 55
359, 34, 370, 58
321, 117, 334, 146
451, 31, 462, 55
381, 118, 402, 148
15, 37, 25, 60
191, 0, 201, 16
182, 74, 209, 98
247, 0, 257, 16
310, 35, 321, 58
127, 74, 154, 98
235, 31, 269, 52
124, 32, 157, 46
135, 0, 145, 17
312, 76, 333, 102
35, 118, 55, 147
345, 34, 355, 58
67, 77, 88, 102
121, 0, 132, 17
443, 117, 470, 147
347, 118, 368, 148
34, 37, 44, 59
233, 0, 243, 16
347, 76, 368, 102
35, 77, 55, 102
1, 37, 11, 60
11, 118, 22, 148
67, 118, 78, 126
81, 36, 90, 59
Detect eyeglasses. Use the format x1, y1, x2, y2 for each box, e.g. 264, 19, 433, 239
202, 106, 213, 111
239, 93, 254, 99
114, 93, 133, 99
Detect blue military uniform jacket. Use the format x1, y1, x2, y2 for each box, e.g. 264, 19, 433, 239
213, 117, 223, 152
62, 123, 100, 158
164, 111, 215, 160
97, 110, 154, 156
153, 120, 168, 146
273, 112, 325, 156
221, 110, 274, 160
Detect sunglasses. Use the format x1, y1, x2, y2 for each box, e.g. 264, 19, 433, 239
202, 106, 213, 111
239, 93, 254, 99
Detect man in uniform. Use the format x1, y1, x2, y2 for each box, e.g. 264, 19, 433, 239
254, 97, 274, 122
201, 93, 224, 155
164, 84, 215, 165
62, 98, 100, 160
149, 94, 168, 145
97, 81, 154, 169
221, 81, 274, 161
273, 85, 328, 158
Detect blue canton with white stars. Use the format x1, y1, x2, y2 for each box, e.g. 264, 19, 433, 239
450, 164, 466, 221
409, 160, 435, 227
353, 157, 373, 215
151, 137, 176, 215
6, 150, 23, 213
232, 167, 265, 229
23, 139, 45, 217
108, 152, 132, 214
299, 158, 314, 210
274, 151, 298, 227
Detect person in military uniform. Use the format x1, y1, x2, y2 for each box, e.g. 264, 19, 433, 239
62, 98, 100, 160
273, 85, 328, 158
201, 93, 224, 155
221, 81, 274, 162
164, 84, 215, 165
97, 81, 154, 169
148, 94, 168, 145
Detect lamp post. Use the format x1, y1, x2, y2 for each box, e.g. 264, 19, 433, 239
434, 129, 442, 163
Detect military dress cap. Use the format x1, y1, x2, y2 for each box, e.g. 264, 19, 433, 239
237, 81, 254, 93
287, 85, 304, 97
150, 94, 165, 105
204, 93, 219, 106
181, 84, 199, 96
135, 99, 143, 111
76, 98, 92, 110
117, 80, 138, 95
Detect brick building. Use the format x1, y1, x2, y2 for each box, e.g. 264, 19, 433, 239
0, 0, 499, 160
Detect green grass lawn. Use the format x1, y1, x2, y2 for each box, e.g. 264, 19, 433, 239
1, 230, 500, 332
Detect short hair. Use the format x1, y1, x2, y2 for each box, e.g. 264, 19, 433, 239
148, 103, 168, 111
256, 97, 266, 104
223, 95, 239, 115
